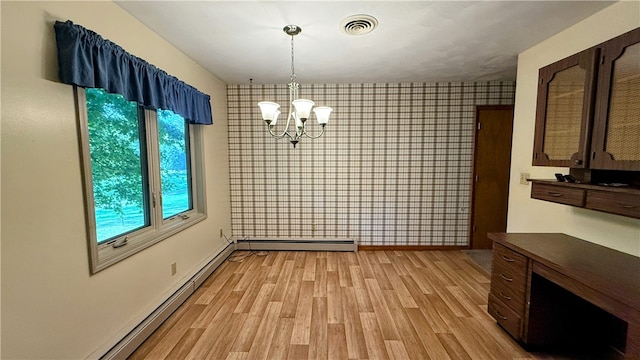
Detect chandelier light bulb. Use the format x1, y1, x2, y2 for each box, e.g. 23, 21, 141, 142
292, 99, 314, 120
258, 101, 280, 123
313, 106, 332, 125
271, 110, 281, 126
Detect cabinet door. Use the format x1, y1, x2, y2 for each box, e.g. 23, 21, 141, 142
591, 28, 640, 171
533, 48, 599, 167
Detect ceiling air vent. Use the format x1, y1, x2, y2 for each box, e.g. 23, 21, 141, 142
340, 14, 378, 36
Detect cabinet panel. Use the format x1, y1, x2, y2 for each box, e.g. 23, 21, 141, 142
591, 27, 640, 170
586, 189, 640, 218
531, 182, 586, 207
533, 48, 599, 167
489, 293, 522, 339
490, 277, 526, 315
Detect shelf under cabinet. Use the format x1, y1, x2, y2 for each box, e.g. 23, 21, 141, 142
530, 180, 640, 219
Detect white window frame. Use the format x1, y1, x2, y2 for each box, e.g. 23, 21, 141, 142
76, 87, 207, 274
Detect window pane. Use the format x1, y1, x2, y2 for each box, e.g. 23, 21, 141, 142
157, 109, 192, 219
86, 88, 149, 243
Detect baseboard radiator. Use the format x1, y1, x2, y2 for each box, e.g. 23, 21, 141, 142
235, 237, 358, 252
98, 243, 235, 360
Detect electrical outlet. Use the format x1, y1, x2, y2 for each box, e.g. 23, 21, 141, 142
171, 262, 177, 276
520, 173, 530, 185
219, 228, 224, 238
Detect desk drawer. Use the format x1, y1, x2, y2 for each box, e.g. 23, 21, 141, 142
491, 244, 528, 315
491, 244, 527, 284
586, 189, 640, 219
531, 182, 585, 207
488, 293, 522, 339
490, 278, 526, 315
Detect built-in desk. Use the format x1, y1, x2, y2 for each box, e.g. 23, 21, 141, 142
488, 233, 640, 359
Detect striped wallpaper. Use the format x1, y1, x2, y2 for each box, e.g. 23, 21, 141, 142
227, 82, 515, 246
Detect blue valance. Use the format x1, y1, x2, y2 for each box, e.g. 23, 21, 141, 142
54, 20, 213, 125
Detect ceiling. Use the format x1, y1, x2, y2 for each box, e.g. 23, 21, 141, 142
115, 1, 615, 85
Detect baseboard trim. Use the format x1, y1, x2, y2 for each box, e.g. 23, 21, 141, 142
358, 245, 469, 251
235, 237, 358, 252
97, 242, 235, 360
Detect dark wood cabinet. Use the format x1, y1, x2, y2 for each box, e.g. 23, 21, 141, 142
533, 48, 599, 168
530, 180, 640, 219
488, 243, 528, 338
531, 28, 640, 218
488, 233, 640, 359
591, 28, 640, 171
533, 27, 640, 170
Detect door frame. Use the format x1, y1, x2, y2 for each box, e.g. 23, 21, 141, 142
468, 105, 515, 249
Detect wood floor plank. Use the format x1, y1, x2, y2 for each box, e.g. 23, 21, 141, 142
432, 282, 472, 318
436, 333, 473, 360
234, 271, 270, 313
265, 317, 294, 359
384, 340, 411, 360
280, 268, 304, 319
140, 304, 207, 360
164, 328, 205, 360
337, 252, 353, 287
187, 291, 245, 359
382, 290, 429, 360
327, 323, 349, 360
225, 352, 248, 360
405, 307, 451, 360
229, 314, 263, 353
194, 261, 241, 305
129, 250, 546, 360
351, 265, 374, 313
192, 273, 244, 328
290, 281, 314, 345
287, 344, 309, 360
313, 257, 327, 298
326, 251, 338, 272
364, 278, 401, 340
326, 271, 343, 325
203, 312, 248, 360
368, 252, 395, 290
360, 312, 390, 360
128, 296, 201, 360
309, 297, 328, 360
356, 249, 375, 279
381, 262, 419, 308
246, 301, 282, 360
341, 286, 369, 359
302, 252, 317, 281
270, 259, 295, 302
265, 251, 286, 284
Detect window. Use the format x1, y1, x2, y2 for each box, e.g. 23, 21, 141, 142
78, 88, 207, 273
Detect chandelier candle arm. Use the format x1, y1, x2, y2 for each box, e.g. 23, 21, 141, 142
257, 24, 332, 148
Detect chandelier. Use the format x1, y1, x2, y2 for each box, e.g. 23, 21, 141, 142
258, 25, 332, 148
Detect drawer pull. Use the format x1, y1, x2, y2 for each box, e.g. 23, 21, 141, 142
547, 191, 564, 197
501, 255, 515, 263
499, 292, 512, 300
500, 273, 513, 282
618, 203, 637, 209
495, 310, 508, 321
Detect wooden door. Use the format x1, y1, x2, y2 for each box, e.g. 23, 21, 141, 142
470, 106, 514, 249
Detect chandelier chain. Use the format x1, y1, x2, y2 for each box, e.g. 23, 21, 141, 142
290, 33, 296, 83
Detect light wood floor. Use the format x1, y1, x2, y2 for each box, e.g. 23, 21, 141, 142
128, 250, 537, 360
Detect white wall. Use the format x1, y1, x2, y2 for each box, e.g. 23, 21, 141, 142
1, 2, 230, 359
508, 1, 640, 256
